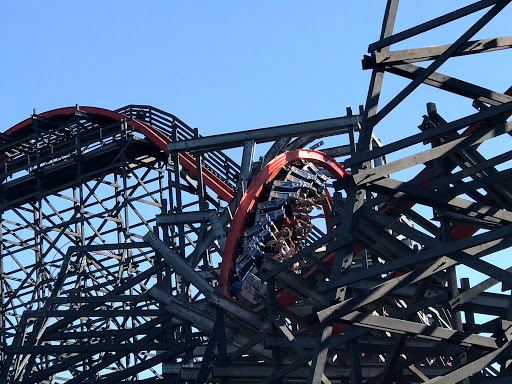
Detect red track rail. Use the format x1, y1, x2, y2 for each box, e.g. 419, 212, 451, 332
220, 149, 349, 297
1, 106, 235, 202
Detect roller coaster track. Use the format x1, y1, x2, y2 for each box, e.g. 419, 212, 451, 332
3, 1, 512, 383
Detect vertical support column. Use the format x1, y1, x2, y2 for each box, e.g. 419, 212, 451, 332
32, 114, 44, 311
348, 109, 358, 156
114, 172, 122, 259
238, 140, 256, 199
460, 278, 475, 330
157, 159, 166, 287
166, 129, 177, 296
428, 99, 469, 382
460, 275, 479, 371
194, 128, 210, 268
357, 0, 399, 152
32, 200, 42, 309
74, 110, 85, 249
156, 201, 166, 286
216, 305, 229, 384
0, 211, 4, 364
501, 278, 512, 375
267, 276, 283, 384
349, 339, 362, 384
119, 120, 134, 373
171, 123, 194, 365
77, 111, 89, 375
171, 128, 186, 263
120, 120, 131, 248
160, 196, 174, 292
159, 185, 178, 381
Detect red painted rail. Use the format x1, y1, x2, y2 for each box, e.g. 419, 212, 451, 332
1, 106, 235, 202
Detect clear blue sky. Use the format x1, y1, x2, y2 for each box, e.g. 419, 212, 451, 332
2, 1, 510, 137
2, 2, 512, 288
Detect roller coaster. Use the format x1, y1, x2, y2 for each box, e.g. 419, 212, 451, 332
2, 1, 512, 383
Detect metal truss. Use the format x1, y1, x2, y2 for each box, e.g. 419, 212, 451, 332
2, 1, 512, 383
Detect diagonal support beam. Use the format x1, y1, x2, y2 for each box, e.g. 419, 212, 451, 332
373, 36, 512, 65
339, 311, 498, 350
386, 63, 512, 105
368, 0, 506, 52
144, 230, 215, 298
